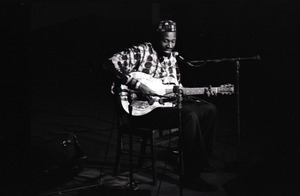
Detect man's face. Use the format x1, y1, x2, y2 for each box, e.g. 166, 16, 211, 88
159, 32, 177, 54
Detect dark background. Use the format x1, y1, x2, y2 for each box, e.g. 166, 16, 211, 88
1, 0, 299, 194
27, 0, 298, 118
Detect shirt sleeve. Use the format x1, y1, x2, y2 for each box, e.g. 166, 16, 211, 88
104, 44, 146, 85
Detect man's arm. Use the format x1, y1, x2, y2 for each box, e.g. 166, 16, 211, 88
102, 46, 155, 94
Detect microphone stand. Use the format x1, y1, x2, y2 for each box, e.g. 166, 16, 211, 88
190, 55, 260, 173
173, 86, 183, 196
223, 57, 255, 173
128, 98, 135, 191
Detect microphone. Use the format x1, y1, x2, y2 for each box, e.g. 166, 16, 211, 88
174, 52, 194, 67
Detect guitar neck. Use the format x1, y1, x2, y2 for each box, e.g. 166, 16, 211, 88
182, 87, 218, 95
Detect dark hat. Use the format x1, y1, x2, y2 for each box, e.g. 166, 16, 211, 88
157, 20, 176, 32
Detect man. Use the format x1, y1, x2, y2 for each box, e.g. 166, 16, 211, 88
103, 19, 218, 192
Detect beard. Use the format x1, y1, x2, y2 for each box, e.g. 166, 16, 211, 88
157, 49, 172, 59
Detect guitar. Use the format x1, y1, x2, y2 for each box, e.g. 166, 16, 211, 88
118, 72, 234, 116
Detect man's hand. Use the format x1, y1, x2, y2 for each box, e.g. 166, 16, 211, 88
128, 78, 156, 95
137, 82, 156, 95
205, 86, 217, 97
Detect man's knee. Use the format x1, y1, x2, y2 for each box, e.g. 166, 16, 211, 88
205, 103, 217, 116
185, 111, 199, 122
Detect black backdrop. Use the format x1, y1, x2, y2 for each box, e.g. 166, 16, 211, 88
28, 0, 299, 131
1, 0, 299, 194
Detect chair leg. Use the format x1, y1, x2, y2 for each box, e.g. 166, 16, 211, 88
129, 131, 134, 190
150, 136, 157, 186
138, 137, 147, 168
114, 135, 122, 175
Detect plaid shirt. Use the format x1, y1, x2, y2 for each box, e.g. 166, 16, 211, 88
109, 42, 181, 86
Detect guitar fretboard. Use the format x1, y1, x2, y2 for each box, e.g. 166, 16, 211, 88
183, 87, 218, 95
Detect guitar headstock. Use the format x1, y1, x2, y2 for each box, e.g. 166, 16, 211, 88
219, 84, 234, 95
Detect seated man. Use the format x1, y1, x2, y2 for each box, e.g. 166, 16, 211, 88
103, 19, 218, 192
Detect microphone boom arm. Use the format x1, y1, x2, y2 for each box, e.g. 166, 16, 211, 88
190, 55, 261, 65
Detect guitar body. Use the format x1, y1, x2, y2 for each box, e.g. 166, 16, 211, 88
119, 72, 176, 116
118, 72, 234, 116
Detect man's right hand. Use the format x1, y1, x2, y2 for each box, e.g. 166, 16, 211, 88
128, 77, 156, 95
137, 83, 156, 95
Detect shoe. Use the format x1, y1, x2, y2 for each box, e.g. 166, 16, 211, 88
182, 175, 218, 192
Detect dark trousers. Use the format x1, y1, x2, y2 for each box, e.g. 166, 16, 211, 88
129, 99, 217, 176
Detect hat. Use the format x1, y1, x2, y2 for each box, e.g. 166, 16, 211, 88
157, 20, 176, 32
